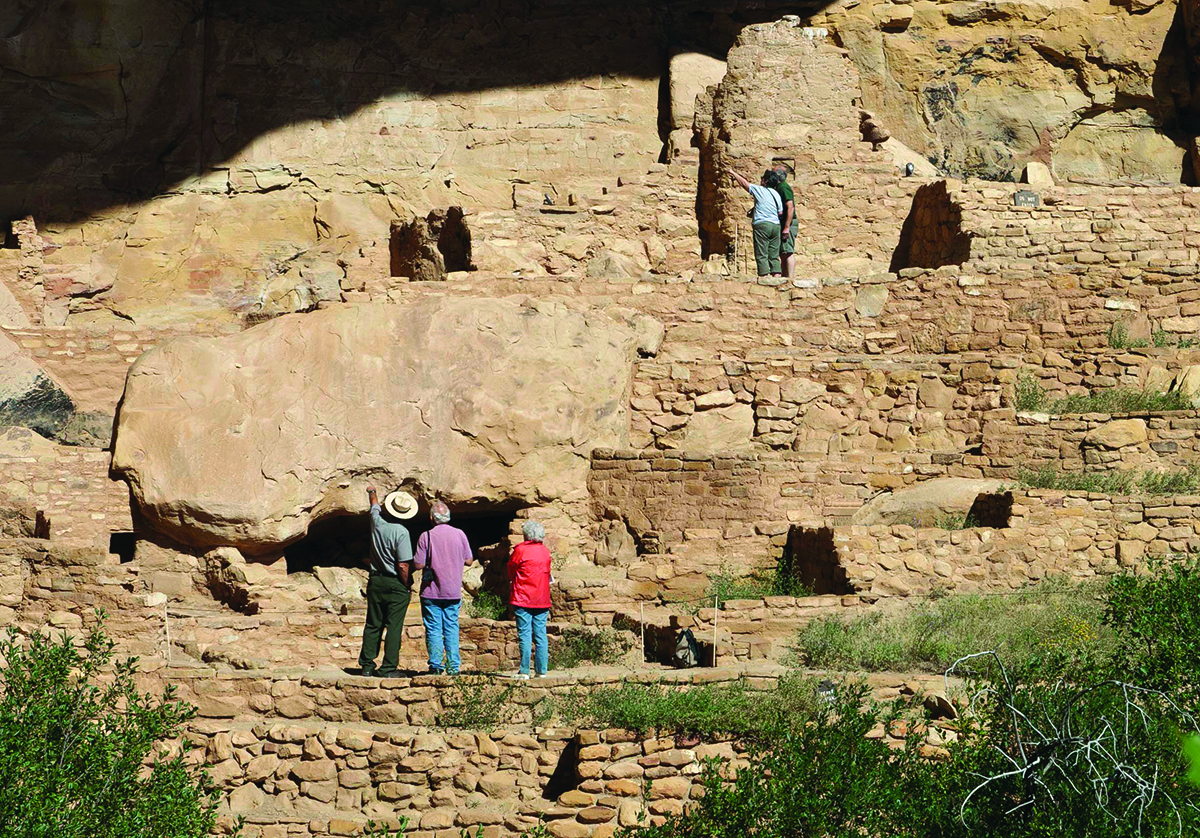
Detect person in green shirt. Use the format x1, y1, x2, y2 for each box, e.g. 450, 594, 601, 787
773, 166, 798, 279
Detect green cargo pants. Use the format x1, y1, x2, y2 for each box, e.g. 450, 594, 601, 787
358, 573, 411, 675
753, 221, 781, 276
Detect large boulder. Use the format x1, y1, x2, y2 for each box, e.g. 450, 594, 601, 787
0, 332, 75, 440
112, 298, 649, 552
852, 477, 1007, 528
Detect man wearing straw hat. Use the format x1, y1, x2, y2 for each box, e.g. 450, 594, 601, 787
358, 486, 418, 677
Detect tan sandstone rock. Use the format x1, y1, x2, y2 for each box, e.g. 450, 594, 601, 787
852, 477, 1007, 527
1083, 419, 1148, 450
112, 298, 649, 551
682, 403, 755, 451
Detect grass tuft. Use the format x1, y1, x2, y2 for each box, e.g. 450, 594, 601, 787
792, 577, 1115, 675
1014, 375, 1191, 414
1108, 322, 1149, 350
1018, 464, 1200, 495
555, 673, 822, 738
1154, 330, 1199, 349
705, 564, 814, 606
438, 676, 518, 729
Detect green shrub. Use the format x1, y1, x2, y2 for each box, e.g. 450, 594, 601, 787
1105, 557, 1200, 700
1015, 373, 1046, 411
616, 668, 1200, 838
468, 589, 507, 620
704, 564, 813, 606
793, 579, 1114, 675
0, 620, 231, 838
549, 627, 631, 670
1154, 330, 1199, 349
437, 676, 518, 730
1019, 464, 1200, 495
1013, 376, 1191, 415
557, 673, 821, 739
613, 682, 933, 838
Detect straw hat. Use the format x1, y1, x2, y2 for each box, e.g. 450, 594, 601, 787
383, 490, 418, 520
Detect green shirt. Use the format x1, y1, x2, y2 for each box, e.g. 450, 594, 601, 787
774, 181, 795, 222
369, 504, 413, 576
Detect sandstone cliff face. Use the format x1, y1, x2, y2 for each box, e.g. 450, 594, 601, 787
822, 0, 1194, 182
110, 298, 649, 551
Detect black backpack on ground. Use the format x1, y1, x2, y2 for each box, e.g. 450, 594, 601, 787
673, 628, 700, 668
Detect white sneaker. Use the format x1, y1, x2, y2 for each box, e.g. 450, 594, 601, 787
534, 672, 548, 679
510, 672, 530, 680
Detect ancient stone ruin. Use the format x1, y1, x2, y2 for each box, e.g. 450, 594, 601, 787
5, 0, 1200, 834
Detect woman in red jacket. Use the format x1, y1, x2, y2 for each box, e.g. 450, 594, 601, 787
508, 520, 552, 678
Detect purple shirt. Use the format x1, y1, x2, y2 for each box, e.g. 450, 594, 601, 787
413, 524, 473, 600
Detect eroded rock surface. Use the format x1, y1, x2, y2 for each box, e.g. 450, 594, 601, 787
112, 298, 650, 551
823, 0, 1193, 182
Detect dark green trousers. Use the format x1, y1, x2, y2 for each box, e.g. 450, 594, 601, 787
358, 573, 411, 674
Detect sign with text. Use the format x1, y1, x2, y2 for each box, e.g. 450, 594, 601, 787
1013, 190, 1041, 207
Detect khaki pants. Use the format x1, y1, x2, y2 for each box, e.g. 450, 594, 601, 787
753, 222, 781, 275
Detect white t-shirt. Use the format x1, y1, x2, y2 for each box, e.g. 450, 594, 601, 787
747, 184, 783, 226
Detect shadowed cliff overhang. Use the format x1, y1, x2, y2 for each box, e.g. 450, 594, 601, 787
0, 0, 830, 222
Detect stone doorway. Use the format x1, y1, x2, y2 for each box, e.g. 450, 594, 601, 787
781, 525, 853, 595
889, 181, 971, 272
966, 492, 1013, 528
389, 207, 474, 281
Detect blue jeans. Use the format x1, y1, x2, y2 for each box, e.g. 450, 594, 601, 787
514, 606, 549, 675
420, 598, 461, 674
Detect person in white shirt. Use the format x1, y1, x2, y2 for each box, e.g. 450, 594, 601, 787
727, 167, 784, 277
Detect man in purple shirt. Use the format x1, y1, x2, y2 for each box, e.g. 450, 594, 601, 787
412, 500, 474, 674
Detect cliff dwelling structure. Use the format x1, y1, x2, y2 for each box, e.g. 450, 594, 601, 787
6, 0, 1200, 834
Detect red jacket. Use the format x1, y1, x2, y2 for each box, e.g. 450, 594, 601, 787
508, 541, 552, 609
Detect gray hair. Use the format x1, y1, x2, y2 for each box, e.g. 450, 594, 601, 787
521, 521, 545, 543
430, 501, 450, 524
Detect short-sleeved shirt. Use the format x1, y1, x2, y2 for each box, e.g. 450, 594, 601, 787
413, 523, 473, 600
368, 504, 413, 577
774, 180, 795, 220
747, 184, 783, 226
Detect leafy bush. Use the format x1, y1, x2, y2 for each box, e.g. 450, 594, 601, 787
437, 676, 518, 729
468, 589, 507, 620
549, 627, 631, 670
793, 579, 1113, 675
616, 667, 1200, 838
937, 654, 1200, 838
557, 673, 821, 739
1105, 557, 1200, 700
0, 621, 229, 838
1019, 464, 1200, 495
613, 682, 933, 838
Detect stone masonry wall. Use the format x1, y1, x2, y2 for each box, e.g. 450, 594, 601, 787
155, 667, 940, 838
840, 488, 1200, 597
985, 411, 1200, 475
0, 440, 131, 546
697, 22, 919, 276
